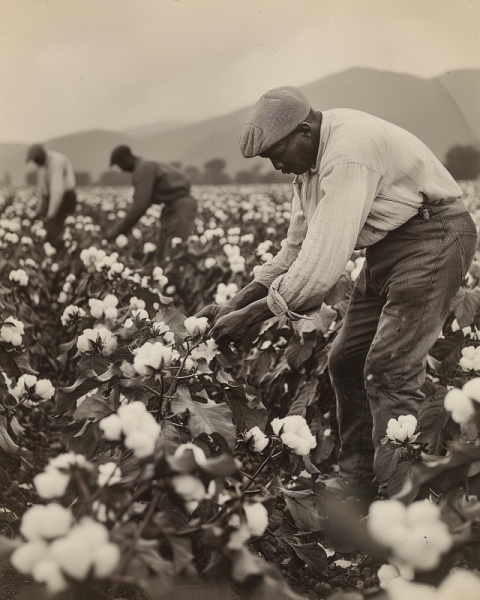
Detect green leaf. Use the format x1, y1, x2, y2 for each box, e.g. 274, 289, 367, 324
288, 379, 319, 418
288, 541, 328, 578
450, 286, 480, 329
222, 378, 268, 434
416, 384, 449, 451
0, 532, 20, 561
12, 354, 39, 376
387, 460, 413, 498
153, 306, 188, 342
55, 364, 123, 414
285, 335, 316, 370
281, 489, 326, 532
294, 304, 337, 338
374, 443, 400, 484
73, 393, 114, 422
67, 419, 101, 459
0, 415, 18, 454
399, 437, 480, 499
171, 387, 236, 450
0, 346, 21, 378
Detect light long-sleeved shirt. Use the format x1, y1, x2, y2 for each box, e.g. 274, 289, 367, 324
111, 159, 191, 236
37, 151, 76, 218
254, 109, 463, 318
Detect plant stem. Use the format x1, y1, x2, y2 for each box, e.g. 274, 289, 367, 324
241, 448, 275, 492
111, 491, 161, 597
74, 471, 95, 516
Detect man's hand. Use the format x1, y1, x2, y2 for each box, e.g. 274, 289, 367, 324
209, 308, 255, 345
195, 304, 235, 326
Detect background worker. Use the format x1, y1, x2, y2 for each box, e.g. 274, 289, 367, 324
106, 145, 197, 260
197, 86, 477, 502
26, 144, 77, 246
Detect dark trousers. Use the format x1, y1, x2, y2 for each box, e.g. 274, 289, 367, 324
157, 195, 197, 261
45, 189, 77, 247
328, 201, 477, 493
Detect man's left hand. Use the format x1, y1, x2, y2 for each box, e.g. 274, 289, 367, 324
209, 308, 254, 345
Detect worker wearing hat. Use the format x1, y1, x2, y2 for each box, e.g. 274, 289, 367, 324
106, 146, 197, 260
198, 86, 477, 501
26, 144, 77, 246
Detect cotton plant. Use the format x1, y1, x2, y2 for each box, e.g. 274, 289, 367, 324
368, 499, 453, 580
214, 282, 238, 305
99, 401, 161, 458
77, 327, 118, 355
133, 341, 175, 376
271, 415, 317, 456
11, 374, 55, 406
33, 452, 91, 499
8, 268, 29, 287
61, 305, 86, 327
11, 504, 120, 594
89, 294, 119, 320
459, 345, 480, 372
384, 415, 419, 444
0, 316, 25, 347
444, 377, 480, 423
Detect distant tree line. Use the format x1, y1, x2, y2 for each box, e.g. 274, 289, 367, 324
24, 158, 292, 187
444, 145, 480, 181
21, 144, 480, 187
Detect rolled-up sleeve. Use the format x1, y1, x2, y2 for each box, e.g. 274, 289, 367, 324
253, 187, 307, 289
267, 163, 382, 317
46, 157, 65, 218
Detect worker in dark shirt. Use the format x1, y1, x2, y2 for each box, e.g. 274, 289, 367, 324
106, 145, 197, 259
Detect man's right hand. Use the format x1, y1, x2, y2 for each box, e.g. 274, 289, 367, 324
194, 304, 235, 326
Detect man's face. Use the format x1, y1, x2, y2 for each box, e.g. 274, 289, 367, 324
115, 156, 135, 172
259, 126, 317, 175
33, 152, 46, 166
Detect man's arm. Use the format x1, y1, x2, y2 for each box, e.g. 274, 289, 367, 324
209, 163, 383, 342
196, 189, 306, 323
45, 157, 65, 219
252, 187, 306, 288
106, 164, 157, 240
265, 162, 382, 316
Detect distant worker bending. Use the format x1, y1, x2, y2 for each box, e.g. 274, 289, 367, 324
26, 144, 77, 246
107, 145, 197, 260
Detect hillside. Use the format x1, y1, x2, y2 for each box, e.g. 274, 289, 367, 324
1, 67, 479, 185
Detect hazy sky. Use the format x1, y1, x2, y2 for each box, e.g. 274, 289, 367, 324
2, 0, 480, 143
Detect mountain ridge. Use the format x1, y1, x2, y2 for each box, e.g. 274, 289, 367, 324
1, 67, 479, 185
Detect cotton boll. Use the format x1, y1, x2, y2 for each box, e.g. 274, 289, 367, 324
91, 543, 121, 578
245, 426, 269, 452
444, 388, 474, 423
89, 299, 104, 319
20, 504, 72, 541
292, 437, 313, 456
244, 503, 269, 536
117, 402, 146, 435
33, 470, 70, 499
50, 534, 93, 580
35, 379, 55, 400
462, 377, 480, 403
115, 234, 128, 248
97, 463, 122, 487
99, 413, 123, 441
125, 430, 155, 458
172, 475, 206, 503
11, 540, 49, 574
32, 559, 68, 593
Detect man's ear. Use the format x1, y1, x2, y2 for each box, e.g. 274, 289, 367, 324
297, 122, 313, 140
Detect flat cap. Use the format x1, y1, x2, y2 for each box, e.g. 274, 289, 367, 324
110, 145, 133, 166
239, 86, 311, 158
26, 144, 46, 162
